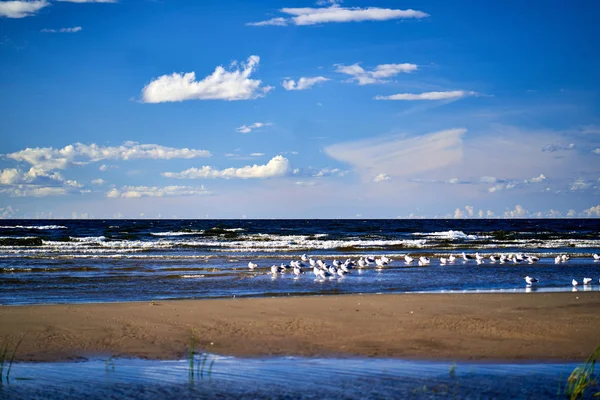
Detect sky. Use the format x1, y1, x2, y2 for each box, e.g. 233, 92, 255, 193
0, 0, 599, 219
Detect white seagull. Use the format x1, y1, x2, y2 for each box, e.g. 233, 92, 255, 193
448, 255, 456, 263
524, 276, 539, 285
555, 256, 562, 264
248, 261, 258, 270
593, 254, 600, 261
440, 257, 448, 265
572, 279, 578, 287
583, 277, 592, 285
418, 256, 430, 266
462, 252, 474, 262
404, 255, 414, 264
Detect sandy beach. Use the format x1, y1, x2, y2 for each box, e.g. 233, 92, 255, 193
1, 292, 599, 362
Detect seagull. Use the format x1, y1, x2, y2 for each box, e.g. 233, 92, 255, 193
404, 255, 414, 264
462, 252, 474, 262
440, 257, 448, 265
358, 258, 367, 268
489, 255, 498, 263
554, 256, 562, 264
448, 255, 456, 263
593, 254, 600, 261
475, 253, 484, 262
375, 258, 386, 268
271, 265, 282, 274
248, 261, 258, 270
526, 255, 539, 263
301, 254, 308, 262
337, 268, 346, 278
572, 279, 578, 287
583, 277, 592, 285
524, 276, 539, 285
309, 258, 316, 267
381, 256, 392, 264
561, 254, 571, 262
366, 256, 376, 263
418, 256, 430, 266
293, 265, 304, 276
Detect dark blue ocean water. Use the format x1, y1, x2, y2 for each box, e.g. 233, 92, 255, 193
1, 219, 599, 304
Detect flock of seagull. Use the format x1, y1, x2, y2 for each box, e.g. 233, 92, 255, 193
247, 252, 600, 286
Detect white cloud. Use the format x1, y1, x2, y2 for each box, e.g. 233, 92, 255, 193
479, 176, 497, 184
325, 128, 466, 181
465, 205, 474, 217
374, 90, 477, 101
6, 142, 211, 170
295, 181, 317, 186
162, 155, 290, 179
141, 55, 272, 103
91, 178, 105, 185
106, 185, 210, 199
569, 178, 592, 191
248, 5, 429, 26
335, 63, 417, 85
528, 174, 546, 183
453, 208, 465, 219
582, 204, 600, 217
592, 148, 600, 155
250, 153, 264, 157
282, 76, 329, 91
0, 167, 84, 197
41, 26, 82, 33
566, 209, 577, 217
541, 143, 575, 152
0, 205, 16, 219
56, 0, 116, 2
0, 0, 48, 18
373, 173, 390, 182
316, 0, 342, 5
236, 122, 271, 134
504, 205, 528, 218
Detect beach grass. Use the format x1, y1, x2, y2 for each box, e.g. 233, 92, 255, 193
0, 334, 26, 384
565, 344, 600, 399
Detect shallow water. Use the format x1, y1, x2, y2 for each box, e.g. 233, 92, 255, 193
2, 356, 596, 399
1, 219, 599, 304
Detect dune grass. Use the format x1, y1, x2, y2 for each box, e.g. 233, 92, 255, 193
565, 344, 600, 399
0, 334, 26, 384
187, 334, 215, 382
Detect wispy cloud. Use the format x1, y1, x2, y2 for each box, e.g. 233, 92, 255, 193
236, 122, 272, 134
248, 5, 429, 26
335, 63, 417, 85
282, 76, 329, 91
0, 0, 49, 18
141, 55, 273, 103
374, 90, 477, 101
541, 143, 575, 152
106, 185, 210, 199
373, 173, 391, 182
162, 155, 290, 179
6, 142, 211, 170
56, 0, 116, 3
41, 26, 82, 33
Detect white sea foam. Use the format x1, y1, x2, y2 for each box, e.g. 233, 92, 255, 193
69, 236, 106, 242
150, 231, 205, 236
0, 225, 68, 230
223, 228, 245, 232
412, 230, 484, 240
181, 274, 206, 278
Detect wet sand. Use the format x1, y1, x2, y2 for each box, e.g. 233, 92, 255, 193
1, 292, 599, 362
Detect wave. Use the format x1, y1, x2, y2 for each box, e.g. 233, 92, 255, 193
150, 231, 205, 236
0, 225, 67, 230
412, 230, 485, 240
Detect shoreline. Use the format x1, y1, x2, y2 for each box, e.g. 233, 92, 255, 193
1, 292, 599, 362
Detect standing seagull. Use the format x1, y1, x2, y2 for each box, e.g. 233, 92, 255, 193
462, 252, 474, 262
593, 254, 600, 261
524, 276, 539, 285
404, 255, 414, 264
583, 277, 592, 285
248, 261, 258, 270
572, 279, 579, 287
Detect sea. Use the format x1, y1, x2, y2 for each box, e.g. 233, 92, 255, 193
1, 219, 599, 305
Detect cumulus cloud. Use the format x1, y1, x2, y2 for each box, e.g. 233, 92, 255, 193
141, 55, 272, 103
91, 178, 105, 185
582, 204, 600, 217
335, 63, 417, 85
504, 205, 528, 218
41, 26, 82, 33
236, 122, 271, 134
282, 76, 329, 91
0, 205, 16, 219
592, 148, 600, 155
6, 142, 211, 170
248, 5, 429, 26
527, 174, 546, 183
0, 167, 83, 197
374, 90, 477, 101
373, 173, 390, 182
0, 0, 48, 18
162, 155, 290, 179
106, 185, 210, 199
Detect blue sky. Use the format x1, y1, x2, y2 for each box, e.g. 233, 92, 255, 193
0, 0, 599, 218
